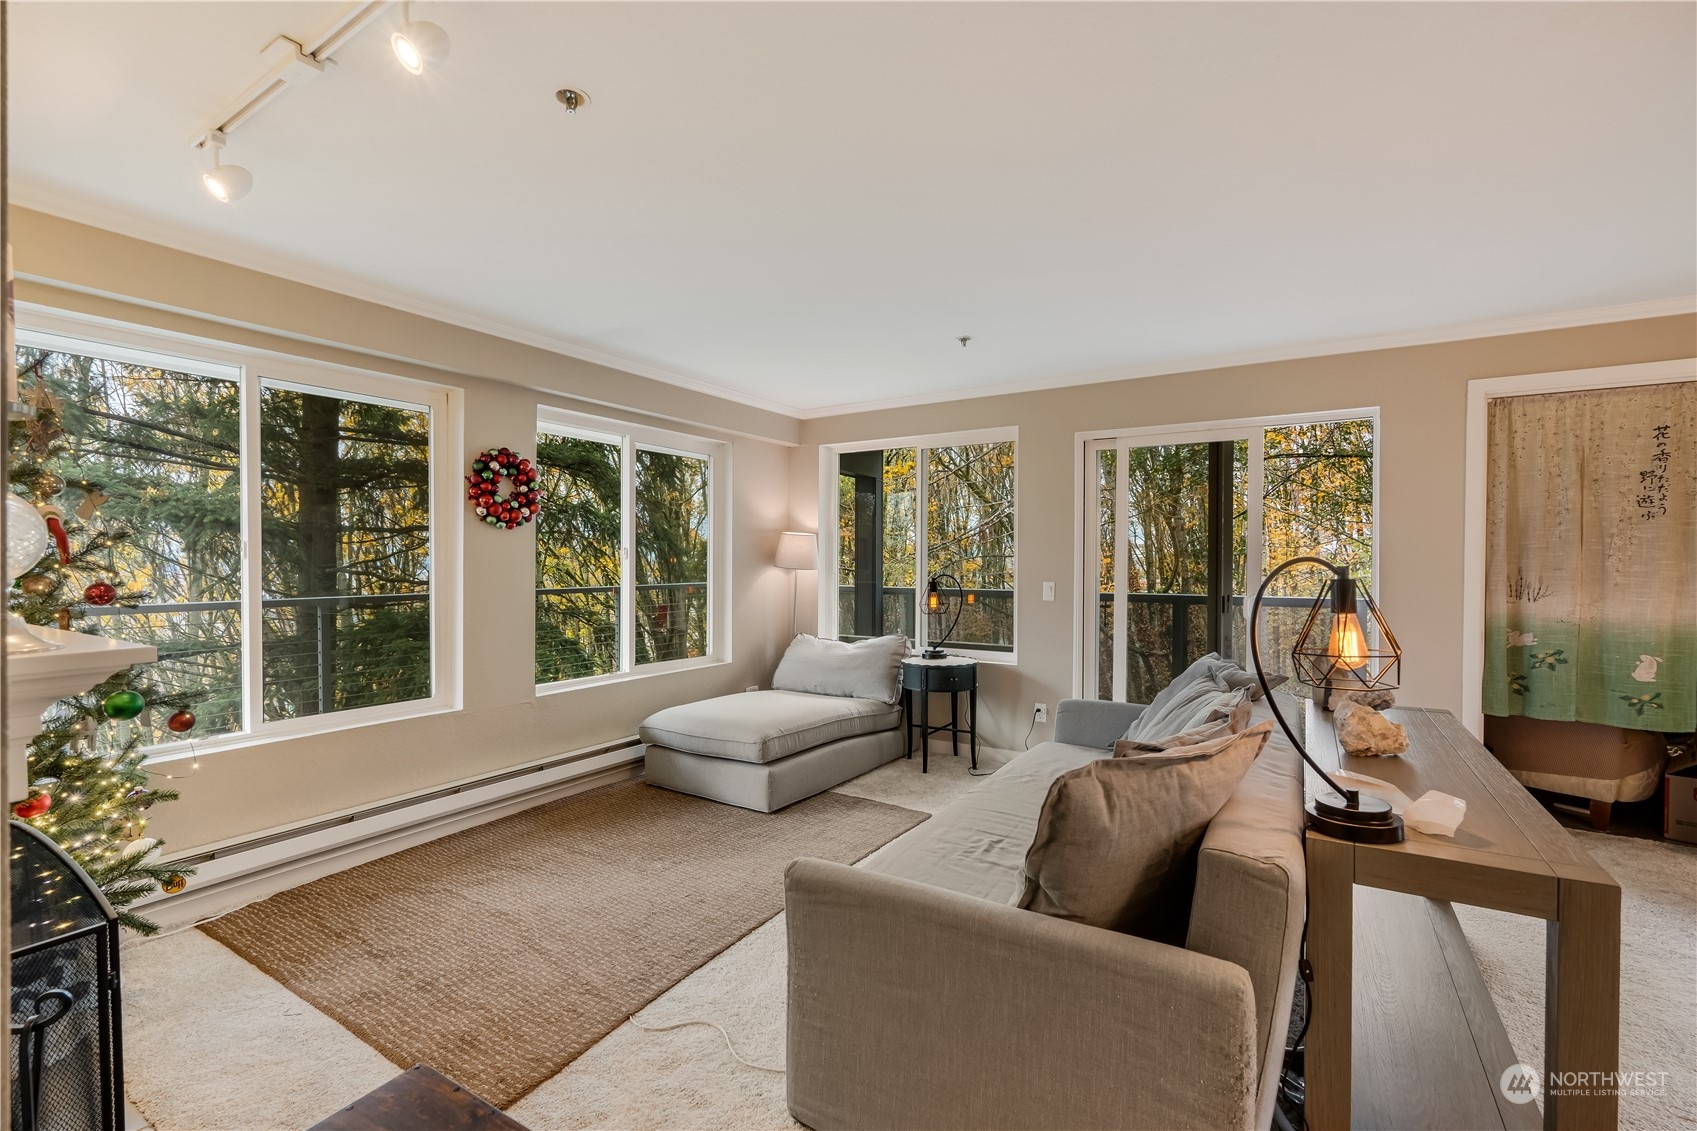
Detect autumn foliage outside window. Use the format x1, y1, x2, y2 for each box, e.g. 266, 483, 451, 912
837, 438, 1016, 654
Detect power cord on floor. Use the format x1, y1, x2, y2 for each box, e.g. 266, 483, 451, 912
626, 1014, 785, 1073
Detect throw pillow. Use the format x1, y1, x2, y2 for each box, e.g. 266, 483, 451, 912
1138, 650, 1288, 706
771, 633, 908, 703
1136, 652, 1234, 721
1221, 667, 1290, 701
1113, 691, 1252, 754
1123, 671, 1243, 743
1018, 721, 1274, 936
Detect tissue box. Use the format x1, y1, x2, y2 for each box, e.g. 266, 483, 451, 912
1665, 759, 1697, 845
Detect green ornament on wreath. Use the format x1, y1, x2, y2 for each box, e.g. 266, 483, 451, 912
465, 447, 541, 530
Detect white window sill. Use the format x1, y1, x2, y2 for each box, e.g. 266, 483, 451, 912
140, 699, 462, 766
536, 656, 730, 697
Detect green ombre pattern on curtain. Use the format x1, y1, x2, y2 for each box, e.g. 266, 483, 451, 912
1483, 382, 1696, 733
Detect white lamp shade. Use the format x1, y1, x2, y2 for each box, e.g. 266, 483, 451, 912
775, 531, 817, 570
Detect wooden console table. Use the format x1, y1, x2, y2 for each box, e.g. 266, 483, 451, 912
1303, 705, 1621, 1131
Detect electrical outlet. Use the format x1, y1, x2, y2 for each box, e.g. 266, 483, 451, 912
1034, 703, 1048, 724
746, 685, 759, 692
1042, 581, 1055, 602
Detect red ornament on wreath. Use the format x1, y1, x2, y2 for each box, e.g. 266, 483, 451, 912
466, 447, 541, 530
84, 580, 118, 606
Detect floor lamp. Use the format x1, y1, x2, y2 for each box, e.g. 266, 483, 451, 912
776, 531, 817, 638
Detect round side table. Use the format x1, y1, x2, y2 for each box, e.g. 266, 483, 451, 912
900, 656, 978, 773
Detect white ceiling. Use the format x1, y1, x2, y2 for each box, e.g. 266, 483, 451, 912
10, 2, 1695, 416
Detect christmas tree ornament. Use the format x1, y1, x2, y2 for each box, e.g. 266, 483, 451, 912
12, 791, 52, 820
75, 485, 110, 521
19, 572, 60, 596
34, 471, 65, 499
102, 689, 147, 720
69, 717, 98, 751
161, 874, 188, 895
126, 786, 157, 808
119, 837, 159, 860
4, 494, 61, 653
84, 579, 118, 606
466, 447, 541, 530
166, 709, 197, 733
33, 501, 71, 563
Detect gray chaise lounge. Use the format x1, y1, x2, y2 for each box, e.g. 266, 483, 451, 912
640, 634, 909, 813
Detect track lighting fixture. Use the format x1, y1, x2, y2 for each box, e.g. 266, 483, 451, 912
391, 3, 450, 75
191, 1, 459, 204
201, 132, 253, 203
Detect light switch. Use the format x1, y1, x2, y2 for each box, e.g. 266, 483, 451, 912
1042, 581, 1055, 602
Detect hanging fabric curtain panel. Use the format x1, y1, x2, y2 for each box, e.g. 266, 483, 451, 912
1484, 381, 1696, 732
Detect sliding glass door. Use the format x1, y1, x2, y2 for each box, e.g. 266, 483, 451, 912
1086, 417, 1377, 703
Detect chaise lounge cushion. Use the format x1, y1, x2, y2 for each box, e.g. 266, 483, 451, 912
639, 689, 900, 765
770, 634, 908, 704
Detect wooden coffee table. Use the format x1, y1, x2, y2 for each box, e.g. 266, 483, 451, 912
308, 1064, 527, 1131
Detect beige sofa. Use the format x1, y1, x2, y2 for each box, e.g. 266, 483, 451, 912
784, 694, 1306, 1131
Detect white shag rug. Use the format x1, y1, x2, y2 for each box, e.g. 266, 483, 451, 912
124, 748, 1695, 1131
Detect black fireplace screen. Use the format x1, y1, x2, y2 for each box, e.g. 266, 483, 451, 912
9, 821, 123, 1131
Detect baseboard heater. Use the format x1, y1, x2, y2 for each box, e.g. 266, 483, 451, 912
168, 736, 642, 869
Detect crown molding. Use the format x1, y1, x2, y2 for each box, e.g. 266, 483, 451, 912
8, 182, 808, 419
15, 182, 1693, 425
789, 294, 1697, 418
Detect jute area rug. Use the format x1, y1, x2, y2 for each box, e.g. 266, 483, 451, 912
202, 780, 926, 1109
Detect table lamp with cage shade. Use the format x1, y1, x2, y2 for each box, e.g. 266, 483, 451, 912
1250, 555, 1404, 843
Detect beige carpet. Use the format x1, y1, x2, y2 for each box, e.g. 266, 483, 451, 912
199, 779, 926, 1109
1457, 829, 1697, 1131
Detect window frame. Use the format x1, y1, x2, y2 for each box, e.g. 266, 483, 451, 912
16, 306, 464, 761
1072, 407, 1381, 701
819, 426, 1019, 664
534, 405, 730, 694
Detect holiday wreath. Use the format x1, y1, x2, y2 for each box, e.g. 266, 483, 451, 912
467, 447, 541, 528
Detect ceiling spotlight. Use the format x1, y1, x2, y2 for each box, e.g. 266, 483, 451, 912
392, 3, 450, 75
200, 132, 253, 203
555, 88, 591, 114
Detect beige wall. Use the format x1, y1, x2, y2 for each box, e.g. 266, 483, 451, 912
791, 315, 1697, 751
13, 205, 1695, 844
10, 208, 800, 852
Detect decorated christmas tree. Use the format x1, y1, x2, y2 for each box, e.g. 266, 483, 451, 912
8, 368, 194, 934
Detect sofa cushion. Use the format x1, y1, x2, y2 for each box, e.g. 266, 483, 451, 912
772, 634, 908, 704
860, 741, 1108, 903
1017, 722, 1273, 937
640, 690, 899, 764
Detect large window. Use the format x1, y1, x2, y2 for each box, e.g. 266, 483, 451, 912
1086, 415, 1376, 704
829, 432, 1016, 657
13, 323, 457, 751
535, 412, 724, 688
